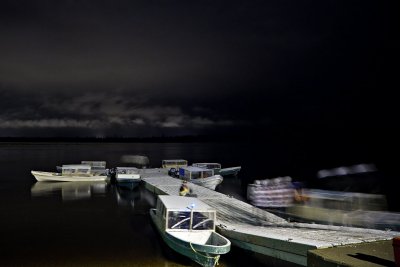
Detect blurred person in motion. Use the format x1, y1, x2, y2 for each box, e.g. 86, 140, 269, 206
179, 180, 197, 197
292, 181, 310, 203
179, 180, 190, 196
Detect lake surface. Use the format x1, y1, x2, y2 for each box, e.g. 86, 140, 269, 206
0, 142, 394, 267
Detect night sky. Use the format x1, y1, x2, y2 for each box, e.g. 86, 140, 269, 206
0, 0, 398, 142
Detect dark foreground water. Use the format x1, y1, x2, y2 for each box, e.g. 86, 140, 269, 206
0, 142, 395, 267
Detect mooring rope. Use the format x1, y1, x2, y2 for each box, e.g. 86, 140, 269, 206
189, 242, 220, 266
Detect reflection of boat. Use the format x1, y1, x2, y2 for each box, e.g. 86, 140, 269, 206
150, 195, 231, 267
116, 180, 140, 190
31, 181, 107, 201
31, 165, 108, 182
115, 184, 141, 207
178, 166, 223, 190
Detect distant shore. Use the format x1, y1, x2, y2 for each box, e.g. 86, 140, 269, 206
0, 135, 243, 143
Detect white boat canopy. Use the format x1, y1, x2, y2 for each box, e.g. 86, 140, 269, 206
61, 164, 92, 175
116, 167, 139, 174
162, 159, 188, 168
159, 195, 214, 211
192, 163, 221, 169
179, 166, 214, 179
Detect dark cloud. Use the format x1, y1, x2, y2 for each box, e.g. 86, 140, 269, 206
0, 0, 398, 138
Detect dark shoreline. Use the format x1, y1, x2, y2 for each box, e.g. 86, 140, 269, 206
0, 135, 241, 143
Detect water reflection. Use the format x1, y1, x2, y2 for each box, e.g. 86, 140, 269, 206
115, 182, 141, 208
31, 181, 108, 201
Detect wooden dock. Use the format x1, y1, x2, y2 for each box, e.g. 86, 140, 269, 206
139, 169, 399, 266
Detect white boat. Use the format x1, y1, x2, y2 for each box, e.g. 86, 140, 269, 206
114, 167, 141, 189
81, 161, 108, 175
179, 166, 223, 190
162, 159, 188, 177
115, 167, 141, 181
150, 195, 231, 267
56, 161, 108, 175
31, 165, 108, 182
192, 163, 222, 174
192, 163, 241, 177
219, 166, 241, 177
162, 159, 188, 169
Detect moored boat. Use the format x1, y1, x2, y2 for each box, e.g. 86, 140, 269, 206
179, 166, 223, 190
192, 163, 222, 175
81, 161, 108, 175
56, 161, 108, 175
114, 167, 141, 189
115, 167, 141, 182
219, 166, 241, 177
162, 159, 188, 169
163, 159, 188, 177
31, 165, 108, 182
150, 195, 231, 267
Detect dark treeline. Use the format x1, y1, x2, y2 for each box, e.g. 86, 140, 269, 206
0, 135, 243, 143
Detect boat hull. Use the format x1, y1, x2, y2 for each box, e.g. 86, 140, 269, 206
190, 175, 223, 190
219, 167, 241, 177
150, 209, 230, 267
31, 171, 108, 182
116, 180, 140, 190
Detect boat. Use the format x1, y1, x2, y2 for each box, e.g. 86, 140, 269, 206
192, 163, 241, 178
162, 159, 188, 169
219, 166, 241, 177
192, 163, 222, 174
179, 166, 223, 190
31, 165, 108, 182
162, 159, 188, 177
121, 155, 150, 168
81, 161, 108, 175
114, 167, 141, 189
56, 161, 108, 175
150, 195, 231, 267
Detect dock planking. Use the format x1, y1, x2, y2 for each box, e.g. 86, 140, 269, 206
140, 170, 400, 266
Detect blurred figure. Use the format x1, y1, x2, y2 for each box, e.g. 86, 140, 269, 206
179, 180, 191, 196
292, 181, 310, 203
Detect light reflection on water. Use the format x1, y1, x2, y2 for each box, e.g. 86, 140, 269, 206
31, 181, 109, 201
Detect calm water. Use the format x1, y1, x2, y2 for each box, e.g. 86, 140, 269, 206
0, 142, 392, 267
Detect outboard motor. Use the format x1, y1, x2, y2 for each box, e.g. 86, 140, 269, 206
168, 168, 178, 177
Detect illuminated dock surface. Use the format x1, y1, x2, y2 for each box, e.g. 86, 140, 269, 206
139, 169, 399, 266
